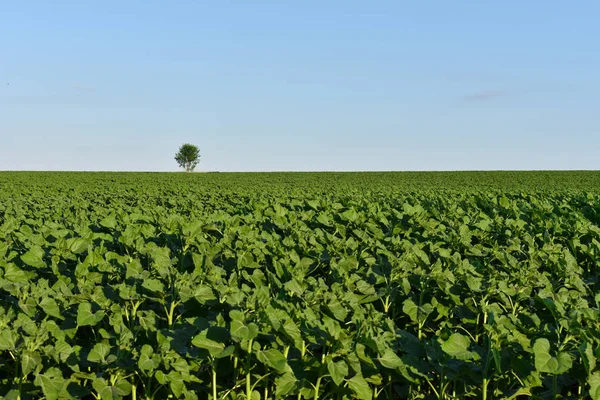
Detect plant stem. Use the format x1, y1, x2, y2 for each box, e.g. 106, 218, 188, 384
482, 337, 492, 400
482, 378, 488, 400
439, 366, 445, 400
298, 341, 307, 400
212, 362, 218, 400
313, 352, 326, 400
167, 301, 177, 327
246, 339, 254, 400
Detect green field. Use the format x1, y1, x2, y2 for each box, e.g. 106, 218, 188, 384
1, 171, 600, 399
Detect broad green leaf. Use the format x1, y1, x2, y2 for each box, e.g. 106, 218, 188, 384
231, 319, 259, 342
34, 368, 67, 400
53, 340, 74, 363
19, 297, 37, 316
93, 377, 132, 400
589, 372, 600, 400
256, 348, 287, 374
327, 298, 348, 321
194, 285, 217, 303
150, 247, 172, 275
378, 348, 405, 370
137, 310, 157, 332
580, 341, 597, 374
348, 374, 372, 400
0, 329, 18, 350
142, 278, 164, 293
77, 303, 105, 327
402, 299, 433, 323
284, 279, 304, 296
67, 237, 90, 254
155, 370, 168, 385
275, 372, 298, 397
167, 371, 186, 397
441, 333, 480, 361
88, 342, 112, 363
191, 329, 226, 356
21, 350, 42, 376
3, 263, 29, 282
39, 297, 62, 319
327, 359, 349, 386
100, 215, 117, 229
215, 345, 235, 359
533, 338, 572, 375
21, 246, 46, 268
281, 318, 302, 347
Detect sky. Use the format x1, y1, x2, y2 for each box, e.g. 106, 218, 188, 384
1, 1, 599, 172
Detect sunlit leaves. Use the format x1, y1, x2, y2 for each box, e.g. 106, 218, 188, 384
2, 171, 600, 399
533, 338, 572, 375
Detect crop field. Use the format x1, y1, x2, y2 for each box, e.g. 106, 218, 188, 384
1, 171, 600, 400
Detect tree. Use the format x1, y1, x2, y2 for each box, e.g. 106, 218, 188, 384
175, 143, 201, 172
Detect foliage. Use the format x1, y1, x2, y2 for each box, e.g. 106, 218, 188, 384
174, 143, 201, 172
0, 171, 600, 399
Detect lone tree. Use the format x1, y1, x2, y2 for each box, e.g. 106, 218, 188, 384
175, 143, 201, 172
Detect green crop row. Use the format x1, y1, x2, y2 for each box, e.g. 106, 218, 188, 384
1, 172, 599, 399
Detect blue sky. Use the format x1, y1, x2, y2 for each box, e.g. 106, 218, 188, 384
1, 1, 598, 171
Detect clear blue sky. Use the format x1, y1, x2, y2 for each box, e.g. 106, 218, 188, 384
1, 1, 598, 171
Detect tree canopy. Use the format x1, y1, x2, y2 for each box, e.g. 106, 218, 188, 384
174, 143, 201, 172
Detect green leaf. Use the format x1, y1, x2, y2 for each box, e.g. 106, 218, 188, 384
21, 350, 42, 376
580, 341, 597, 374
327, 298, 348, 321
34, 368, 67, 400
231, 319, 259, 342
155, 370, 168, 385
348, 374, 372, 400
281, 318, 302, 348
19, 297, 37, 317
256, 348, 287, 374
441, 333, 480, 361
378, 348, 405, 370
137, 310, 157, 332
142, 278, 164, 293
167, 371, 186, 397
533, 338, 572, 375
589, 372, 600, 400
77, 303, 105, 327
215, 345, 235, 359
275, 372, 298, 397
3, 263, 29, 282
327, 359, 349, 386
284, 279, 304, 296
93, 377, 132, 400
21, 246, 46, 268
0, 329, 18, 351
150, 247, 172, 276
100, 215, 117, 229
139, 345, 159, 371
67, 237, 90, 255
191, 329, 227, 356
39, 297, 62, 319
88, 342, 112, 364
193, 285, 217, 303
229, 311, 259, 342
53, 340, 74, 363
402, 299, 433, 323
